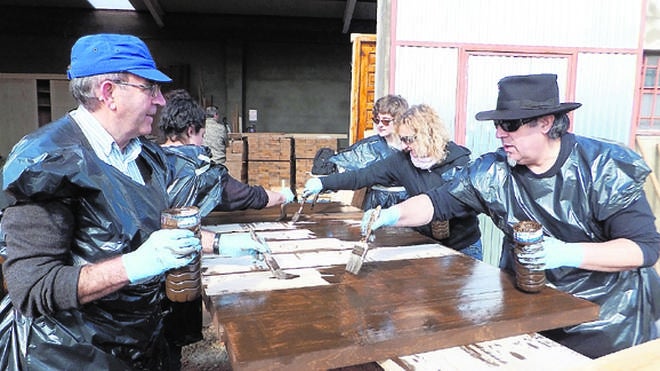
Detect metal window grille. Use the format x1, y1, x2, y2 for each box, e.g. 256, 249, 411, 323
639, 54, 660, 134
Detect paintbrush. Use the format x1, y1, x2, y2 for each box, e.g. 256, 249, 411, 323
276, 203, 287, 222
249, 227, 299, 280
290, 195, 307, 223
310, 192, 320, 210
275, 179, 288, 221
345, 205, 381, 275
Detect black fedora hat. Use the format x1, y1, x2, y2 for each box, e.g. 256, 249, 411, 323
475, 73, 581, 121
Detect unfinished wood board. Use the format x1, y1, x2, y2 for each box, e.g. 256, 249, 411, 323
202, 243, 453, 276
572, 337, 660, 371
379, 333, 590, 371
265, 238, 355, 253
202, 222, 297, 234
203, 268, 329, 295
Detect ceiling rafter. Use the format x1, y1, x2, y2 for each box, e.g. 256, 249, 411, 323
342, 0, 357, 33
141, 0, 165, 28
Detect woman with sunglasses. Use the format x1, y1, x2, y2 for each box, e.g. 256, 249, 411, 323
324, 94, 410, 210
303, 104, 482, 259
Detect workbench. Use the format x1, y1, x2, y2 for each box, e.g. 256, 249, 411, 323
201, 202, 599, 370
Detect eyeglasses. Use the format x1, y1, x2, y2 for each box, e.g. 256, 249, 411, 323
493, 117, 537, 133
373, 116, 394, 126
111, 80, 161, 97
400, 135, 417, 145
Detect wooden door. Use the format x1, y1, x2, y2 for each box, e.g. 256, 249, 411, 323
349, 34, 376, 145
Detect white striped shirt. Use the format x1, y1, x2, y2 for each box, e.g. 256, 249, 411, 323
69, 106, 145, 185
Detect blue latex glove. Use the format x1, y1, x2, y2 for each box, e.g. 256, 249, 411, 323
361, 206, 400, 235
302, 178, 323, 198
280, 186, 295, 204
217, 232, 270, 257
521, 236, 584, 269
122, 229, 201, 283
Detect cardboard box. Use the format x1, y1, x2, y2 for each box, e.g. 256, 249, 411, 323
227, 137, 247, 162
225, 160, 247, 183
247, 160, 292, 190
245, 133, 292, 161
293, 136, 338, 159
294, 158, 315, 193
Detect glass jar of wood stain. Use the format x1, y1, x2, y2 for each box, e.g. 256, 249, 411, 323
161, 206, 202, 302
431, 220, 450, 240
512, 221, 546, 293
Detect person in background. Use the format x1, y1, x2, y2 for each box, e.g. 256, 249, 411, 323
360, 73, 660, 358
202, 105, 230, 164
156, 88, 294, 370
160, 90, 293, 215
327, 94, 409, 210
0, 34, 261, 370
303, 104, 482, 260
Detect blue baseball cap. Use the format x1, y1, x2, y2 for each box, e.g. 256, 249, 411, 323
67, 33, 172, 83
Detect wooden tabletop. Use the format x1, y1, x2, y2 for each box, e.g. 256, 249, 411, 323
202, 204, 600, 370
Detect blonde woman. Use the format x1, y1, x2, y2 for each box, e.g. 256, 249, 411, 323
304, 104, 482, 259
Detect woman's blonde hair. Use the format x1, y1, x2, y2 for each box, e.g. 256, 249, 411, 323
397, 104, 450, 162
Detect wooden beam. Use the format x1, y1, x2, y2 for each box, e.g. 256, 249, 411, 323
142, 0, 165, 28
342, 0, 357, 33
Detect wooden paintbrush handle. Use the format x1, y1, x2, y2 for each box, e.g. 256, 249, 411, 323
361, 205, 382, 243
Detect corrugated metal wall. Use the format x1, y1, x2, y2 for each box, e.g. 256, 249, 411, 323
387, 0, 644, 266
396, 0, 640, 48
574, 53, 638, 144
394, 46, 458, 138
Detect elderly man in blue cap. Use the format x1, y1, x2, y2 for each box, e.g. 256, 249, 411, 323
360, 74, 660, 359
0, 34, 257, 369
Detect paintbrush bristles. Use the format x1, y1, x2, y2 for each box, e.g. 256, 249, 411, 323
345, 206, 381, 275
345, 243, 366, 274
291, 196, 306, 223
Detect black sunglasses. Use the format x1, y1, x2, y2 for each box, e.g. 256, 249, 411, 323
493, 117, 537, 132
400, 135, 416, 145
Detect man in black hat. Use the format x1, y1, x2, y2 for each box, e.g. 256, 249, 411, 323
360, 73, 660, 358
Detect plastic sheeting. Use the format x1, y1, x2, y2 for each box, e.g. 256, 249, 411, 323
163, 144, 226, 217
329, 135, 409, 209
0, 116, 227, 369
330, 135, 391, 171
434, 134, 660, 358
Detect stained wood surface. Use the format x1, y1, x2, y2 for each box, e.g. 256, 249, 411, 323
202, 206, 600, 371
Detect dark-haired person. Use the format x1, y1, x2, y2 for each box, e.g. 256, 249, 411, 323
158, 89, 293, 216
156, 89, 294, 369
361, 74, 660, 358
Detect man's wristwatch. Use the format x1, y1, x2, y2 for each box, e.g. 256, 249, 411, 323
212, 233, 221, 255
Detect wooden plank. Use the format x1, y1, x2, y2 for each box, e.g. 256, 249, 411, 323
573, 337, 660, 370
201, 207, 599, 370
206, 255, 599, 370
379, 333, 591, 370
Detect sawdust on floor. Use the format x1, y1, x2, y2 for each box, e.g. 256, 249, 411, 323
180, 323, 231, 371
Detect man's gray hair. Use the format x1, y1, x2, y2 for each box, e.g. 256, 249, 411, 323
528, 113, 570, 139
549, 114, 570, 139
69, 72, 124, 111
